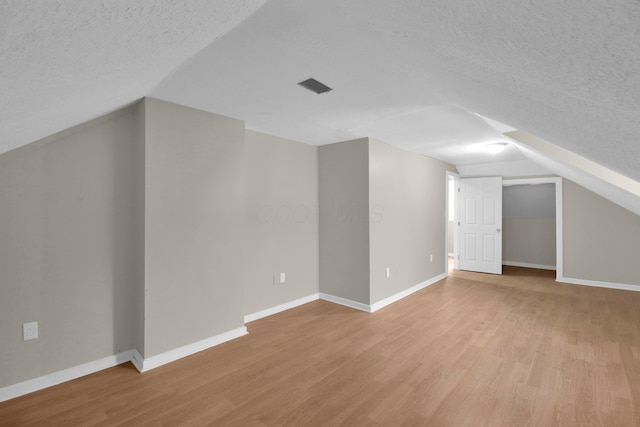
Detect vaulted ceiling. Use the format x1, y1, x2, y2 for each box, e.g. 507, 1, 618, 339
2, 1, 639, 212
0, 0, 270, 154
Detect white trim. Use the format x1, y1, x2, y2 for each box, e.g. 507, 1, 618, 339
2, 273, 458, 402
555, 178, 564, 279
506, 130, 640, 217
557, 277, 640, 293
502, 177, 563, 279
138, 327, 248, 372
447, 171, 461, 272
369, 273, 448, 312
320, 273, 449, 314
0, 350, 134, 403
503, 261, 556, 271
1, 326, 249, 401
244, 293, 320, 323
457, 160, 553, 178
319, 293, 371, 312
130, 349, 144, 372
503, 177, 559, 186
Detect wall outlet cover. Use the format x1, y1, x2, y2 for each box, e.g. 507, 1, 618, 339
23, 322, 38, 341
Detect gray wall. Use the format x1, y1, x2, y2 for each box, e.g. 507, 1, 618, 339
7, 96, 639, 392
318, 138, 370, 304
502, 184, 556, 267
244, 130, 319, 315
0, 106, 143, 388
369, 139, 453, 304
0, 98, 321, 389
563, 180, 640, 286
319, 138, 454, 306
503, 218, 556, 266
143, 98, 246, 357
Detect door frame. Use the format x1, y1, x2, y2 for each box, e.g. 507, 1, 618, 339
502, 177, 563, 279
449, 175, 563, 278
445, 171, 460, 272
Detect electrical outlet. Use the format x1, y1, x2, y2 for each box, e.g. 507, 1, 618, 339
23, 322, 38, 341
430, 254, 433, 262
385, 267, 390, 278
280, 272, 286, 283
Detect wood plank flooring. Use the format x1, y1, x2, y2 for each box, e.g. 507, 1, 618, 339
2, 266, 640, 426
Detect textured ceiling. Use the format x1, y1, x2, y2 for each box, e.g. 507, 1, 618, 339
152, 0, 640, 178
2, 0, 640, 185
0, 0, 269, 154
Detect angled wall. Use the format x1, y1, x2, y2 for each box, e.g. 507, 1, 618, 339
244, 130, 319, 316
143, 98, 246, 357
368, 138, 454, 304
0, 106, 144, 389
319, 137, 454, 308
319, 139, 371, 305
1, 98, 317, 394
563, 180, 640, 287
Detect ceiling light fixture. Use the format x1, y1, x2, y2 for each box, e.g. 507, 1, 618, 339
486, 142, 508, 154
298, 78, 333, 94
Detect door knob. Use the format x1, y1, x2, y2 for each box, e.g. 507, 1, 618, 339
497, 228, 501, 232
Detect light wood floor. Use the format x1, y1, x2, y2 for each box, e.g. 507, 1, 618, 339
3, 266, 640, 426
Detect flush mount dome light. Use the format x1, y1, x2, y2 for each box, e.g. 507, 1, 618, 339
298, 78, 333, 94
486, 142, 508, 154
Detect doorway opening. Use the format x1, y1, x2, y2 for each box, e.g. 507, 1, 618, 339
447, 174, 563, 279
446, 172, 460, 274
502, 177, 563, 279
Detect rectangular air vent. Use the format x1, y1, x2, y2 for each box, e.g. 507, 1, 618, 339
298, 78, 333, 94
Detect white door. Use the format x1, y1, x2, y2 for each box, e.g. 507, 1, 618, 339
459, 177, 502, 274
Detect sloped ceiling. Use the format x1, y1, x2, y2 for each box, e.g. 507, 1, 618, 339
2, 1, 640, 206
0, 0, 269, 155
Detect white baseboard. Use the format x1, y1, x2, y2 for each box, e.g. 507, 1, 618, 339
137, 326, 248, 372
1, 273, 457, 403
557, 276, 640, 292
320, 272, 449, 314
1, 326, 249, 402
0, 350, 134, 403
244, 293, 320, 323
503, 261, 556, 271
369, 272, 448, 312
319, 293, 371, 312
130, 348, 144, 372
